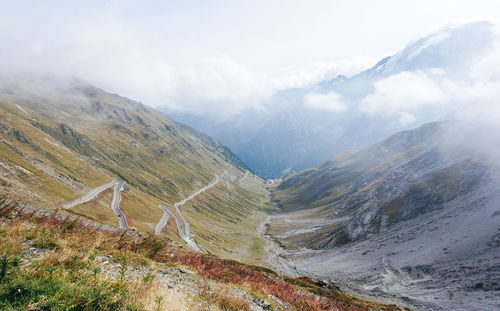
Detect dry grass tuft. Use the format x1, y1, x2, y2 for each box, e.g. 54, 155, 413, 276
141, 286, 202, 311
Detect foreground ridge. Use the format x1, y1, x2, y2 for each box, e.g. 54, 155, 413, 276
0, 195, 409, 311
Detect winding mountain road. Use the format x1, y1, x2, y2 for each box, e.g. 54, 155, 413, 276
155, 203, 203, 252
238, 170, 249, 184
155, 204, 183, 237
65, 171, 227, 251
155, 172, 227, 252
63, 180, 129, 229
112, 181, 128, 229
174, 172, 225, 237
155, 206, 170, 236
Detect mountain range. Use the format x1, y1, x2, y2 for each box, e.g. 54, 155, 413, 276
0, 20, 498, 311
0, 74, 407, 311
164, 21, 495, 178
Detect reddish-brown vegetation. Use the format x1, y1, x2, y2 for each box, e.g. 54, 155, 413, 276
0, 196, 406, 311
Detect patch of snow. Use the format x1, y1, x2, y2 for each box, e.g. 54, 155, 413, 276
407, 32, 451, 60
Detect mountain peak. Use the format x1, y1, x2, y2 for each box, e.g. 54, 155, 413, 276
377, 21, 495, 76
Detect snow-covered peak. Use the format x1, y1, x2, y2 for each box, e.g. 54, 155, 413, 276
380, 21, 495, 76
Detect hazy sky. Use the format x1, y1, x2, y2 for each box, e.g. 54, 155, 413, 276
1, 0, 500, 112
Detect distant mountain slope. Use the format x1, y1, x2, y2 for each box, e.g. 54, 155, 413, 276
267, 121, 500, 310
165, 21, 495, 178
270, 121, 493, 247
0, 75, 267, 263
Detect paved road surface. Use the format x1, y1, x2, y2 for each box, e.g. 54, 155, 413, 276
174, 173, 223, 237
155, 204, 184, 237
238, 170, 249, 184
111, 181, 128, 229
63, 180, 128, 229
155, 172, 226, 252
66, 171, 226, 250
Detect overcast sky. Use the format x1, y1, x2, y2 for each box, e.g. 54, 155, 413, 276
1, 0, 500, 113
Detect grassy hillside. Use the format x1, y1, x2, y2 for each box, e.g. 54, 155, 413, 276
182, 175, 275, 263
0, 75, 265, 262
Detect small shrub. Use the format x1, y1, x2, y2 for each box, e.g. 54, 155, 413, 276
142, 270, 155, 284
0, 254, 19, 282
119, 254, 128, 282
154, 295, 164, 311
0, 251, 133, 311
24, 227, 60, 250
201, 288, 250, 311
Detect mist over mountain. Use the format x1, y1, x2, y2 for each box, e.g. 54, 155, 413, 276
164, 21, 499, 178
1, 1, 500, 309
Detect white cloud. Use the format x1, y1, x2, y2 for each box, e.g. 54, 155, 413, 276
1, 2, 500, 122
63, 11, 274, 117
358, 24, 500, 127
0, 4, 375, 118
0, 6, 272, 117
166, 56, 271, 116
303, 92, 348, 113
359, 71, 447, 116
358, 53, 500, 128
397, 112, 417, 126
271, 58, 375, 90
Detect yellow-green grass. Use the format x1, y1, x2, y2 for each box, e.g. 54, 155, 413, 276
0, 85, 272, 266
180, 174, 271, 265
68, 188, 117, 227
0, 103, 113, 205
119, 188, 163, 234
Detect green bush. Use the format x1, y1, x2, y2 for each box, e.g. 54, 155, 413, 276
23, 227, 60, 250
0, 251, 139, 311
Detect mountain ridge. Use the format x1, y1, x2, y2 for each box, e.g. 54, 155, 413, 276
265, 120, 500, 310
164, 21, 496, 178
0, 74, 268, 264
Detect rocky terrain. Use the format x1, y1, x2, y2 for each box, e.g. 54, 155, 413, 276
268, 122, 500, 310
1, 74, 498, 310
0, 75, 414, 310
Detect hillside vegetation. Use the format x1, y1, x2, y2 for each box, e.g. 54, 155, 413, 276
0, 75, 265, 263
0, 196, 407, 311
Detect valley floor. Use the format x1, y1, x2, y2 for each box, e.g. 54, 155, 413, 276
260, 197, 500, 311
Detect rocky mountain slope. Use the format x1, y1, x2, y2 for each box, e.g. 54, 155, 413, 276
267, 121, 500, 310
165, 21, 495, 178
0, 75, 267, 264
